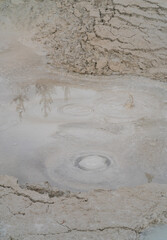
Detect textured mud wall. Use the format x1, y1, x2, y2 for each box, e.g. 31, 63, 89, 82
0, 0, 167, 80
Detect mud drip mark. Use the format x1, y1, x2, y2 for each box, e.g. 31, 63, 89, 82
96, 89, 161, 123
124, 94, 135, 109
12, 95, 27, 119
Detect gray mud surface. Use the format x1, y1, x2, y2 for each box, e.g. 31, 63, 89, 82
0, 1, 167, 239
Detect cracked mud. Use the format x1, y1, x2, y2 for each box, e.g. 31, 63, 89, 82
1, 175, 167, 240
0, 0, 167, 239
1, 0, 167, 80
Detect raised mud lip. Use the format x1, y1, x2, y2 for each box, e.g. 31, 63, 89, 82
1, 175, 167, 240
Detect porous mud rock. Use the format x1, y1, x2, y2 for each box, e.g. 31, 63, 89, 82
1, 175, 167, 240
0, 0, 167, 80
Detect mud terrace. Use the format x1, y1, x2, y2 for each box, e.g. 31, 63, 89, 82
0, 0, 167, 80
0, 175, 167, 240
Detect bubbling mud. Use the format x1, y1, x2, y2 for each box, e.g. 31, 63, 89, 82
75, 154, 111, 171
0, 32, 167, 191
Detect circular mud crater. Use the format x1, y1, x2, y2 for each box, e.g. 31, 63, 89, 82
58, 104, 93, 117
74, 154, 111, 171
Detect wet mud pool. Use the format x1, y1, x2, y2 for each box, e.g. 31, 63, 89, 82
1, 26, 167, 240
0, 32, 167, 192
1, 1, 167, 239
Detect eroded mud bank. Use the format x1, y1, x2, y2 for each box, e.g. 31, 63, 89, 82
1, 0, 167, 80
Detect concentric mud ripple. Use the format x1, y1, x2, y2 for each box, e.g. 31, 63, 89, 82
44, 127, 136, 191
45, 150, 118, 191
75, 153, 111, 171
44, 120, 167, 191
0, 66, 167, 191
58, 104, 94, 117
96, 89, 162, 123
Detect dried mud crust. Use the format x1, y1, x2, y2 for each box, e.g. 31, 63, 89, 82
1, 176, 167, 239
0, 0, 167, 81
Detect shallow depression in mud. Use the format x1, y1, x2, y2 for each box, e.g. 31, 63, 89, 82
75, 154, 111, 171
0, 33, 167, 191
